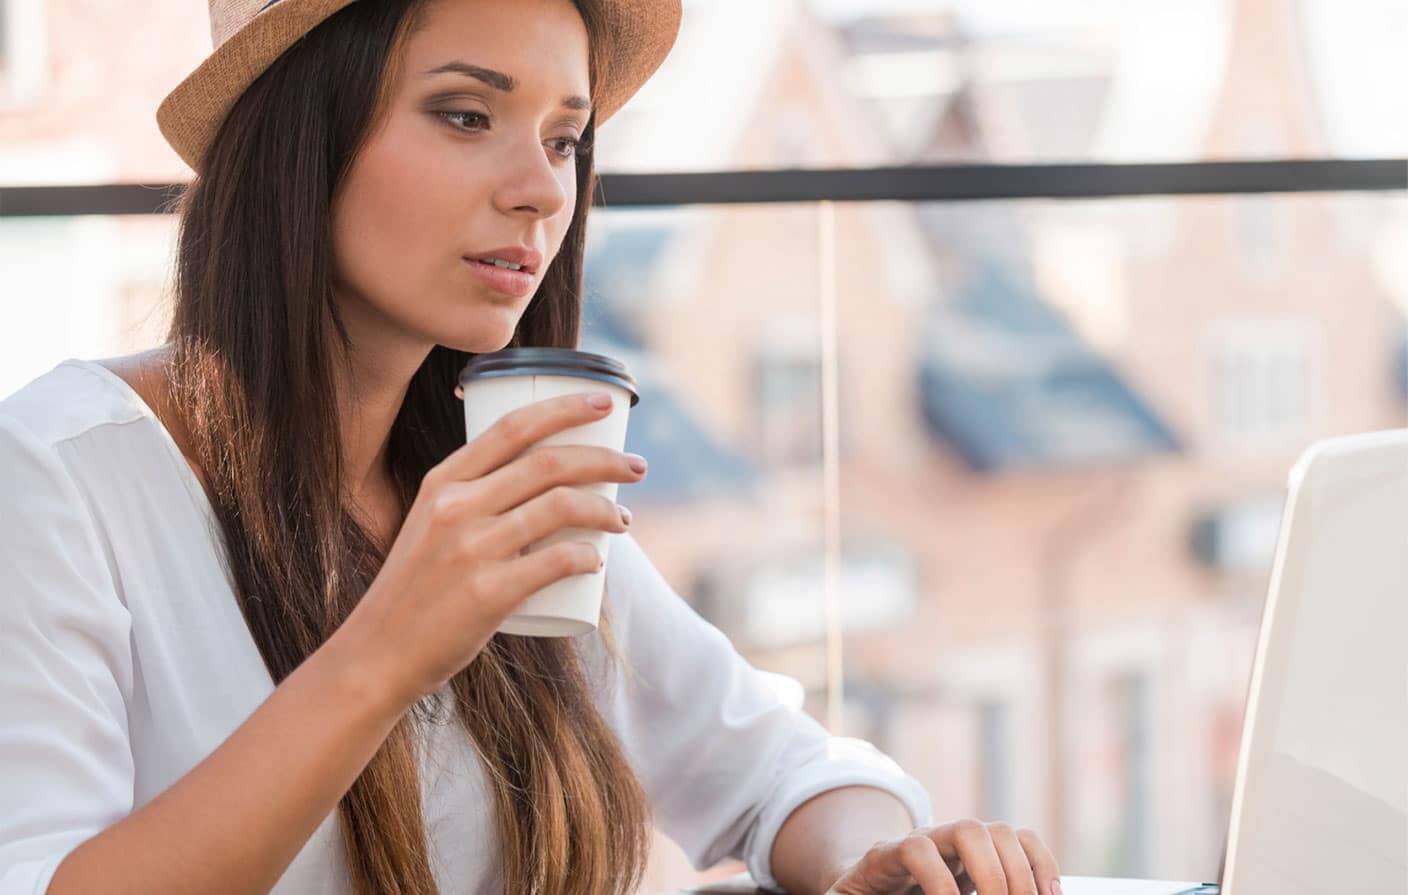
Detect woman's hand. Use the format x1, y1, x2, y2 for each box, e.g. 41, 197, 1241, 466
342, 390, 646, 708
827, 820, 1061, 895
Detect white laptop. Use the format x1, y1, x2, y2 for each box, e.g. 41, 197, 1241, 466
1064, 429, 1408, 895
691, 430, 1408, 895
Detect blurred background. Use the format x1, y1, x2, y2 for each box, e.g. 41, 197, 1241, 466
1, 0, 1405, 891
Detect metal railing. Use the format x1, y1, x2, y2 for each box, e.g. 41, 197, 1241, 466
1, 158, 1403, 217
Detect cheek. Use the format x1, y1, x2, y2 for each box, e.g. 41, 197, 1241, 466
330, 128, 464, 315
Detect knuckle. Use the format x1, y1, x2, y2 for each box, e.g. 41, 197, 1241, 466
558, 541, 594, 573
547, 484, 578, 514
987, 821, 1013, 839
430, 490, 463, 524
499, 505, 529, 541
1016, 828, 1040, 848
534, 448, 564, 477
419, 466, 443, 493
454, 529, 482, 565
494, 411, 527, 444
460, 561, 488, 598
898, 834, 933, 860
551, 542, 578, 572
492, 416, 520, 450
954, 818, 986, 839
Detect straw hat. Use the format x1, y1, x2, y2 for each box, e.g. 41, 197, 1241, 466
157, 0, 682, 173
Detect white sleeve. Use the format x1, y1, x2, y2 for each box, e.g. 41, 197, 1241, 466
0, 413, 136, 894
588, 532, 933, 893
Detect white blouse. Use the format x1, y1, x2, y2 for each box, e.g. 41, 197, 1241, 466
0, 358, 931, 895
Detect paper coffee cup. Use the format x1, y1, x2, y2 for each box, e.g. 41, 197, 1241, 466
458, 348, 639, 637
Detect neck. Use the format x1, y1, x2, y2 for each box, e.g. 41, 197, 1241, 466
335, 347, 422, 501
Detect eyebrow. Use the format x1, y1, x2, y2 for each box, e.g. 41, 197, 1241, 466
422, 61, 592, 114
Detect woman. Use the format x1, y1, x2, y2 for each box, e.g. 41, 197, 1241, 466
0, 0, 1064, 893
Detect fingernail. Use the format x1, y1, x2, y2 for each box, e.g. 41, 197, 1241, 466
626, 454, 647, 473
619, 505, 632, 525
1051, 880, 1063, 895
587, 393, 612, 410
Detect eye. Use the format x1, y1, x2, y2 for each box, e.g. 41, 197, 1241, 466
435, 109, 590, 162
549, 136, 587, 160
436, 110, 489, 132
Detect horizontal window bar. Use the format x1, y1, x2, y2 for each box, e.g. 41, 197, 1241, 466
0, 159, 1403, 217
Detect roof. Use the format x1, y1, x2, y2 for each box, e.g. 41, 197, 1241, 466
579, 226, 759, 503
581, 223, 675, 343
579, 321, 759, 504
917, 260, 1181, 472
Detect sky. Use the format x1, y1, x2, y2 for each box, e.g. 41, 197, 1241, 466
798, 0, 1407, 157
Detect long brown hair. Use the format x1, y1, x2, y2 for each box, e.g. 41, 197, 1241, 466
160, 1, 651, 891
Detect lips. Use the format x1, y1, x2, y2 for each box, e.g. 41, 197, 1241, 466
462, 256, 537, 298
463, 245, 543, 274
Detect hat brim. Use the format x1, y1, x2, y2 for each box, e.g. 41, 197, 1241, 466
157, 0, 682, 174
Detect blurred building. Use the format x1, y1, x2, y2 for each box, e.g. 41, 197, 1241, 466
1, 0, 1404, 892
0, 0, 206, 395
598, 0, 1407, 885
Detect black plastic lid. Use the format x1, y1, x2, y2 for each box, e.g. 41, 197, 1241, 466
458, 348, 639, 407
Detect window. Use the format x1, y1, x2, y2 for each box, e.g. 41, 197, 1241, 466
754, 348, 824, 468
751, 314, 852, 471
0, 0, 46, 109
1207, 319, 1321, 445
695, 538, 918, 652
772, 102, 819, 167
976, 698, 1013, 821
1235, 196, 1286, 280
1111, 672, 1153, 877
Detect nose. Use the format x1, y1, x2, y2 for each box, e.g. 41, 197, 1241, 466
491, 134, 573, 221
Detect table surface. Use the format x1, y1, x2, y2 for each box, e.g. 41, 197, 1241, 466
664, 873, 1218, 894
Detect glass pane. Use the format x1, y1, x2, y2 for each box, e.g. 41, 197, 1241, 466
0, 214, 177, 395
1, 192, 1405, 893
641, 191, 1402, 888
595, 0, 1408, 170
4, 0, 1401, 185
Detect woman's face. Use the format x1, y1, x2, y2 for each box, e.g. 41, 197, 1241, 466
329, 0, 592, 359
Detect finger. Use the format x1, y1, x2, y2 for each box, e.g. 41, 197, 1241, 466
1015, 829, 1061, 895
895, 834, 962, 895
930, 820, 1009, 895
827, 840, 924, 894
986, 824, 1039, 895
472, 443, 644, 516
428, 392, 613, 489
480, 486, 628, 559
474, 539, 603, 614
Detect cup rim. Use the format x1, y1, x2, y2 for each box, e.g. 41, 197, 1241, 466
458, 347, 639, 406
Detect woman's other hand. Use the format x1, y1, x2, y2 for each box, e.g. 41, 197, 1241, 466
827, 820, 1062, 895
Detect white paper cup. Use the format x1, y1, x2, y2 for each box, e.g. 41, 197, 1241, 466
458, 348, 639, 637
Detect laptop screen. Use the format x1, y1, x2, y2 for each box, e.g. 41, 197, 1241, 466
1222, 432, 1408, 894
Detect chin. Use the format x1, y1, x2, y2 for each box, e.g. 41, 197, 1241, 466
435, 316, 521, 355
